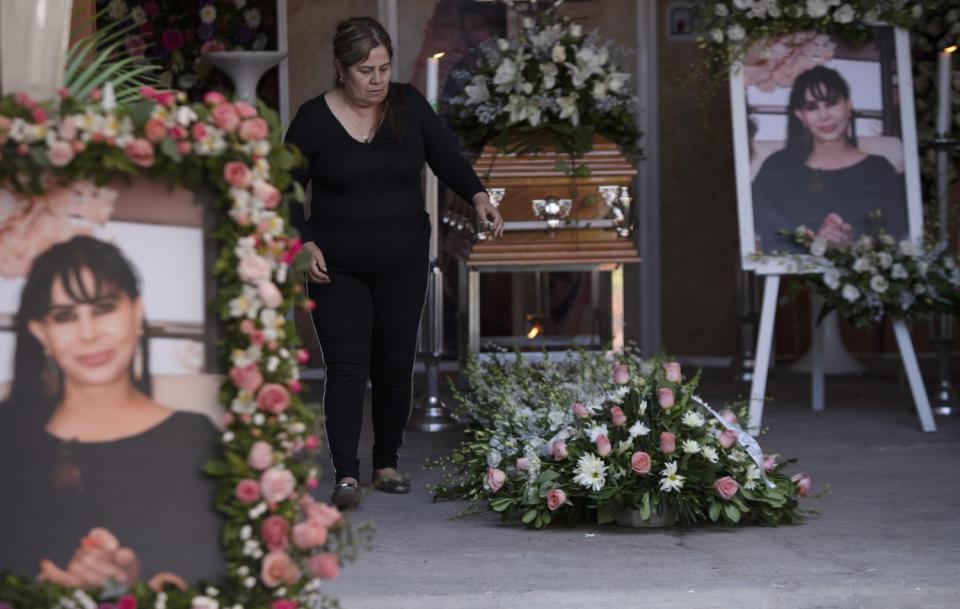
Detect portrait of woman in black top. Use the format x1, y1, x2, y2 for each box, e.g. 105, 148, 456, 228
752, 65, 909, 254
284, 17, 503, 508
0, 236, 223, 589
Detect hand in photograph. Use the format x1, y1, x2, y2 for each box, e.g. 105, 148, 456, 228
38, 528, 140, 589
817, 212, 854, 246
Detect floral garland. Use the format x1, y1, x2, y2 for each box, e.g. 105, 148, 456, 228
0, 87, 368, 609
431, 351, 809, 529
443, 1, 641, 159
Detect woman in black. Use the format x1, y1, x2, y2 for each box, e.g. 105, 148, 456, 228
752, 65, 908, 254
284, 17, 502, 508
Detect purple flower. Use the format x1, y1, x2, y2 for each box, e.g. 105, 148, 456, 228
197, 23, 214, 41
235, 26, 254, 45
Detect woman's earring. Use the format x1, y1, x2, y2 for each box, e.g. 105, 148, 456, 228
133, 342, 144, 381
338, 73, 344, 85
42, 352, 61, 399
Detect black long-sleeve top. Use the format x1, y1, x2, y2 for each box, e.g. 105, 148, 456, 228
284, 82, 485, 273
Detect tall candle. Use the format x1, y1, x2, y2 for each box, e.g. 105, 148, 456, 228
424, 52, 444, 260
426, 52, 445, 110
936, 45, 956, 136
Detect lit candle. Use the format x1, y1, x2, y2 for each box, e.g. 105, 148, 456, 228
426, 52, 445, 110
936, 45, 956, 136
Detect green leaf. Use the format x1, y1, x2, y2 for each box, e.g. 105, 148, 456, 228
708, 501, 722, 522
521, 508, 539, 524
640, 492, 651, 521
723, 503, 741, 523
596, 501, 621, 525
489, 498, 513, 512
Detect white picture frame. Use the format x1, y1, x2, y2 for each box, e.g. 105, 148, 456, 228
730, 27, 924, 275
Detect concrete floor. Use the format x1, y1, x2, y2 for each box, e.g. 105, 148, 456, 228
310, 366, 960, 609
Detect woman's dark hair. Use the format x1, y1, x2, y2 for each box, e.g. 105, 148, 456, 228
333, 16, 406, 141
3, 236, 151, 429
784, 65, 858, 163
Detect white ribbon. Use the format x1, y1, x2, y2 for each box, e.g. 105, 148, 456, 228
691, 395, 775, 489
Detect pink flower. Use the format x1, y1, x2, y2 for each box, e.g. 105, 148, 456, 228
516, 457, 530, 471
718, 429, 739, 449
714, 476, 739, 500
663, 361, 682, 383
177, 141, 191, 155
612, 364, 630, 385
487, 467, 506, 493
224, 160, 252, 187
46, 141, 75, 167
238, 253, 271, 283
239, 117, 269, 141
282, 239, 303, 265
240, 319, 256, 335
720, 409, 738, 424
763, 454, 777, 473
791, 473, 812, 497
125, 138, 155, 167
595, 434, 612, 457
117, 595, 137, 609
235, 101, 258, 118
659, 431, 676, 455
257, 383, 291, 414
292, 519, 328, 549
201, 39, 226, 54
247, 441, 274, 470
143, 1, 159, 16
230, 362, 264, 393
273, 601, 298, 609
288, 379, 303, 394
261, 550, 300, 587
144, 117, 167, 142
546, 488, 566, 511
261, 468, 297, 503
295, 348, 310, 365
550, 440, 568, 461
212, 103, 241, 132
657, 387, 675, 409
307, 553, 339, 580
191, 122, 208, 140
258, 281, 283, 308
124, 34, 146, 57
160, 29, 185, 51
261, 515, 290, 551
253, 180, 282, 209
630, 451, 651, 474
304, 435, 320, 450
300, 497, 342, 528
14, 92, 35, 108
204, 91, 227, 105
235, 479, 261, 503
610, 405, 627, 426
572, 402, 589, 419
31, 107, 47, 124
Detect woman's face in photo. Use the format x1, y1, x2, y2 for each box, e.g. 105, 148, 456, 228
28, 267, 143, 391
794, 87, 852, 144
342, 45, 392, 106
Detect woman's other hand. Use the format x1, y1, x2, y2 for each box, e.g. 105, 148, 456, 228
303, 241, 331, 284
473, 192, 504, 238
37, 527, 140, 589
817, 212, 854, 246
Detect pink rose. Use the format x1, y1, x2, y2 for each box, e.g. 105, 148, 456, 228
630, 451, 651, 474
273, 601, 298, 609
261, 467, 296, 503
204, 91, 227, 105
253, 180, 282, 209
516, 457, 530, 471
258, 281, 283, 308
230, 362, 264, 393
714, 476, 739, 500
144, 117, 167, 142
247, 441, 274, 471
212, 103, 241, 132
32, 107, 47, 124
300, 497, 343, 528
546, 488, 566, 511
191, 122, 208, 140
235, 101, 258, 119
46, 141, 75, 167
261, 515, 290, 551
305, 435, 320, 451
610, 405, 627, 426
572, 402, 589, 419
659, 431, 676, 455
663, 361, 682, 383
292, 519, 328, 549
295, 348, 310, 365
791, 473, 811, 497
307, 553, 339, 580
486, 467, 506, 493
177, 141, 191, 155
257, 383, 291, 414
235, 478, 261, 503
238, 253, 271, 283
117, 595, 137, 609
657, 387, 675, 409
224, 160, 252, 187
718, 429, 738, 449
239, 117, 269, 142
612, 364, 630, 385
550, 440, 568, 461
240, 319, 256, 335
595, 434, 612, 457
720, 409, 738, 424
288, 379, 303, 393
261, 550, 300, 587
201, 39, 226, 54
125, 138, 155, 167
763, 454, 777, 473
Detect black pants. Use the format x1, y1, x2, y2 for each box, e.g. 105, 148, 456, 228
308, 257, 429, 482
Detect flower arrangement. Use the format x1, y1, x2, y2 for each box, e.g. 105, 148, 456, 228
442, 0, 640, 159
98, 0, 276, 98
0, 86, 369, 608
790, 224, 960, 327
431, 350, 809, 529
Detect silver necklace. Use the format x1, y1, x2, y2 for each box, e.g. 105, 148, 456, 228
343, 100, 378, 143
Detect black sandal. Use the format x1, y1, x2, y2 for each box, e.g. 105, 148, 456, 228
371, 473, 411, 494
331, 480, 362, 509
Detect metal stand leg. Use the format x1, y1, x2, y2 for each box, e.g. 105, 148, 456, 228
930, 136, 958, 415
468, 268, 480, 356
408, 264, 458, 432
811, 299, 825, 411
748, 274, 780, 435
892, 319, 937, 433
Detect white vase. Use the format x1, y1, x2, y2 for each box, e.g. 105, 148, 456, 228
205, 51, 287, 104
0, 0, 74, 101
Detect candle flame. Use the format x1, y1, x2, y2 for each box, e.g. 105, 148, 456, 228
432, 52, 446, 59
526, 323, 542, 340
946, 45, 958, 54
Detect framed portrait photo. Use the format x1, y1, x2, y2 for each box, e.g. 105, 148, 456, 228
730, 27, 924, 274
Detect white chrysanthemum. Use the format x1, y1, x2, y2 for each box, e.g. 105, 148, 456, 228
833, 3, 855, 23
682, 411, 705, 428
870, 275, 889, 294
743, 464, 763, 490
586, 424, 609, 442
891, 263, 908, 280
729, 449, 747, 462
658, 461, 685, 492
842, 284, 860, 302
200, 5, 217, 23
628, 420, 650, 439
711, 28, 725, 43
701, 445, 719, 463
244, 8, 262, 28
715, 3, 730, 16
681, 439, 701, 454
726, 24, 746, 41
853, 257, 874, 273
877, 252, 893, 269
823, 269, 841, 290
573, 453, 607, 492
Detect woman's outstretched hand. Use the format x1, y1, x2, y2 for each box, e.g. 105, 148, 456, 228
473, 192, 504, 238
303, 241, 331, 284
